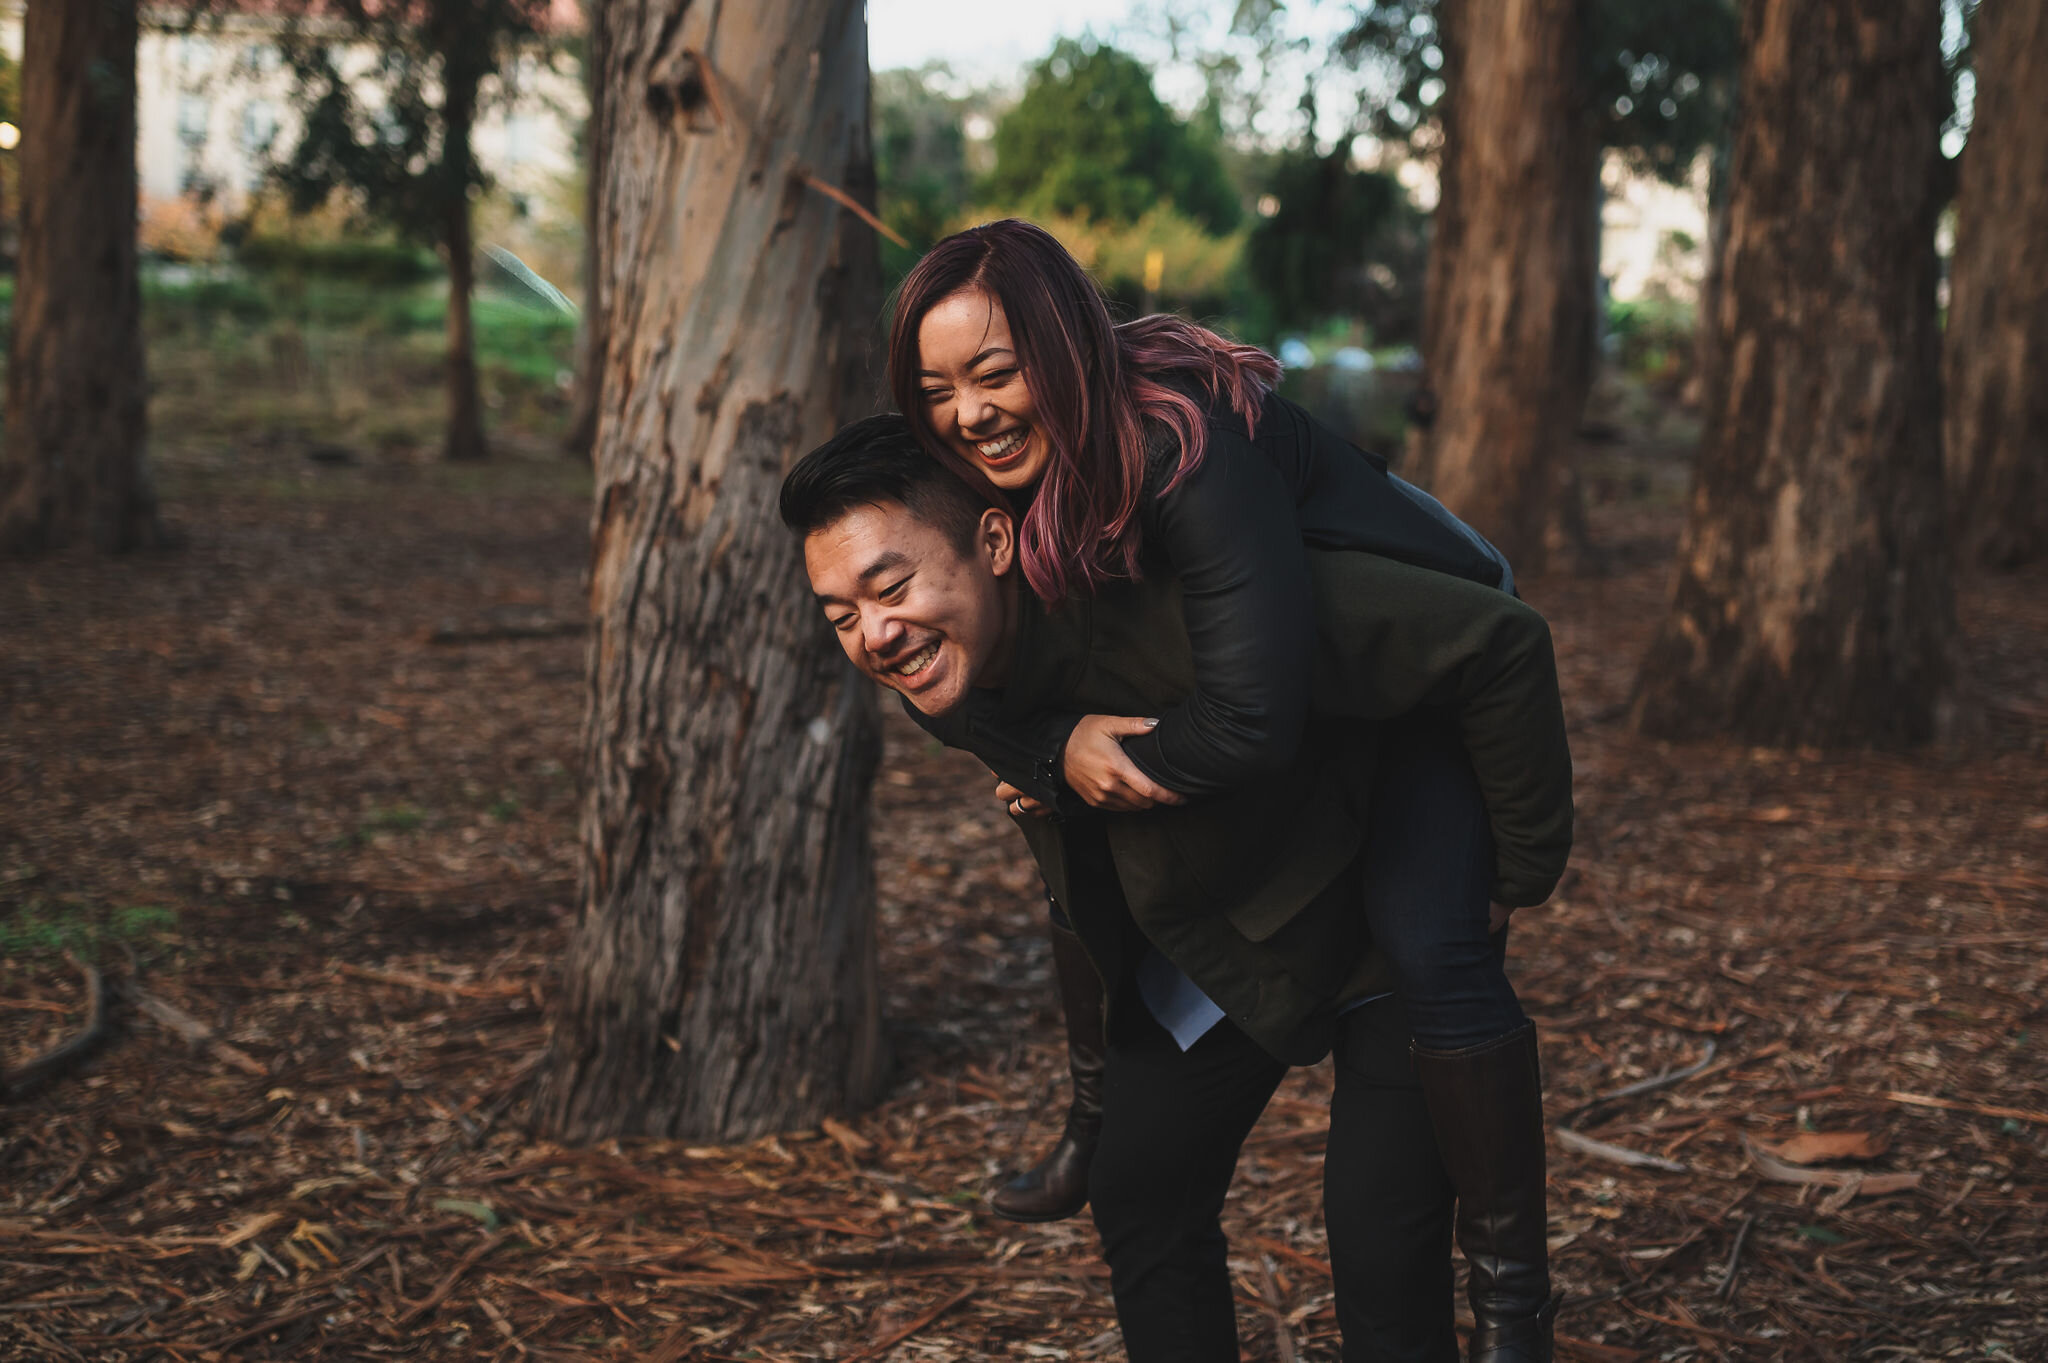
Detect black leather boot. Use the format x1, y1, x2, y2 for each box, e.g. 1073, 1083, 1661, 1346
989, 922, 1105, 1223
1412, 1023, 1560, 1363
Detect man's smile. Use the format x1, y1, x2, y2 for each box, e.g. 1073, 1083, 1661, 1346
888, 640, 941, 679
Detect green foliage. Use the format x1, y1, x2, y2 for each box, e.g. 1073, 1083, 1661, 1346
234, 235, 441, 285
988, 39, 1241, 234
874, 66, 976, 280
1021, 205, 1248, 319
0, 900, 179, 961
1339, 0, 1739, 180
269, 0, 556, 244
1243, 147, 1406, 333
1606, 294, 1696, 383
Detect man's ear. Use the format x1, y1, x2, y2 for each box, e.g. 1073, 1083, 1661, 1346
978, 507, 1017, 577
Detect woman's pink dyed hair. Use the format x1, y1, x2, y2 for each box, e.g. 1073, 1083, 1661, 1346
887, 219, 1281, 604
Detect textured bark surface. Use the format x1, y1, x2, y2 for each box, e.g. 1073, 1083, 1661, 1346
1411, 0, 1597, 575
0, 0, 156, 555
1634, 0, 1954, 746
440, 46, 487, 464
1944, 0, 2048, 570
564, 0, 611, 462
532, 0, 888, 1142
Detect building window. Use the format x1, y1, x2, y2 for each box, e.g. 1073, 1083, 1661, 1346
178, 94, 210, 148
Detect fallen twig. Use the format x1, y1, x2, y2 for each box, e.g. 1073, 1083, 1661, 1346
1886, 1089, 2048, 1126
396, 1229, 509, 1326
1554, 1127, 1691, 1174
1740, 1136, 1922, 1198
1717, 1213, 1756, 1304
1559, 1040, 1718, 1127
840, 1282, 977, 1362
135, 990, 270, 1077
1255, 1254, 1301, 1363
1, 957, 110, 1101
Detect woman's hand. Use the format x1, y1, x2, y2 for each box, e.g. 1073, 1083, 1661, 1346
994, 780, 1053, 819
1062, 715, 1187, 812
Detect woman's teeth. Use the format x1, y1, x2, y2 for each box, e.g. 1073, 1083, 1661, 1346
893, 642, 940, 678
977, 429, 1026, 460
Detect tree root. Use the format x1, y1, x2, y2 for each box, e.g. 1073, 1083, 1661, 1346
0, 956, 110, 1102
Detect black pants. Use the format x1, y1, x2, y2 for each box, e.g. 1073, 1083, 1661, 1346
1048, 719, 1526, 1047
1088, 995, 1458, 1363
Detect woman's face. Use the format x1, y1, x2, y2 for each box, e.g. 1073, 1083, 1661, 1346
915, 287, 1052, 491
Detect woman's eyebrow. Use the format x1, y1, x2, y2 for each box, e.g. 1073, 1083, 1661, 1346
919, 346, 1015, 377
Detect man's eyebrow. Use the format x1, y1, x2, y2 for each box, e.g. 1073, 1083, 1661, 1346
813, 549, 912, 605
917, 346, 1015, 378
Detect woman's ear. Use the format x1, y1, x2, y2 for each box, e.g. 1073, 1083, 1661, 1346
980, 506, 1017, 577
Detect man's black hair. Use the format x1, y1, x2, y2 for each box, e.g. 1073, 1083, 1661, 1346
779, 413, 992, 552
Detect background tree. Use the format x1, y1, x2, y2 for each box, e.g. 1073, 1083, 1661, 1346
1943, 0, 2048, 570
1633, 0, 1953, 746
564, 3, 610, 462
1336, 0, 1736, 568
0, 0, 157, 554
988, 38, 1240, 234
1398, 0, 1599, 574
532, 0, 889, 1141
274, 0, 555, 463
873, 64, 976, 281
1241, 144, 1413, 338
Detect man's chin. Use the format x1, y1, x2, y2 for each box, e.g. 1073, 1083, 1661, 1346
894, 681, 965, 717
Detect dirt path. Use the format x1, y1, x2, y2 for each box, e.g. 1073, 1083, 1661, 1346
2, 462, 2043, 1360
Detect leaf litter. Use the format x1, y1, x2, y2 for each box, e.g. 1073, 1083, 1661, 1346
1, 464, 2043, 1361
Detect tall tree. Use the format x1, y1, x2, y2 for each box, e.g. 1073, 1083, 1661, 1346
531, 0, 888, 1141
564, 3, 611, 462
1404, 0, 1599, 575
275, 0, 555, 463
1633, 0, 1953, 746
0, 0, 156, 555
1944, 0, 2048, 569
988, 38, 1241, 234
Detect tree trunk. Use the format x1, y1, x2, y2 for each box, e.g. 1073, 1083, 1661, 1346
531, 0, 888, 1142
441, 53, 487, 464
564, 0, 611, 462
1633, 0, 1953, 747
1410, 0, 1598, 576
1943, 0, 2048, 570
0, 0, 156, 555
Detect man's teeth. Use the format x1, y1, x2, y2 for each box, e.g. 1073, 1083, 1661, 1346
977, 429, 1026, 459
893, 642, 940, 677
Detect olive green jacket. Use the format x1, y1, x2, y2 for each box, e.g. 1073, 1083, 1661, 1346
923, 549, 1573, 1064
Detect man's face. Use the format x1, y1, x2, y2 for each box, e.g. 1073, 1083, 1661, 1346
804, 501, 1017, 715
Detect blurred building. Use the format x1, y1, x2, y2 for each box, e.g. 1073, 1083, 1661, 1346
0, 1, 586, 226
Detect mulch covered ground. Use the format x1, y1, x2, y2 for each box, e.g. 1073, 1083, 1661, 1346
2, 447, 2043, 1361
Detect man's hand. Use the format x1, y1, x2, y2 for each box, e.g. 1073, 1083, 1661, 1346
995, 780, 1053, 819
1062, 714, 1187, 812
1489, 902, 1515, 934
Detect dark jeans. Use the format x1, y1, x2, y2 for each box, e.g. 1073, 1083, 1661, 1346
1046, 719, 1527, 1045
1357, 715, 1527, 1051
1089, 996, 1458, 1363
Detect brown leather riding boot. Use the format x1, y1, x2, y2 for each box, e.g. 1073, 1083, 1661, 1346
989, 922, 1105, 1223
1412, 1023, 1560, 1363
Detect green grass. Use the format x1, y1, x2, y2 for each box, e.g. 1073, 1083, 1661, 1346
0, 263, 582, 471
0, 900, 180, 961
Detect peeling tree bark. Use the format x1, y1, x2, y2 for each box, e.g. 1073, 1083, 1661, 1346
0, 0, 157, 555
531, 0, 888, 1142
1411, 0, 1598, 576
1944, 0, 2048, 570
1633, 0, 1954, 747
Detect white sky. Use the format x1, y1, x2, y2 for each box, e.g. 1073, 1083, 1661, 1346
866, 0, 1136, 80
